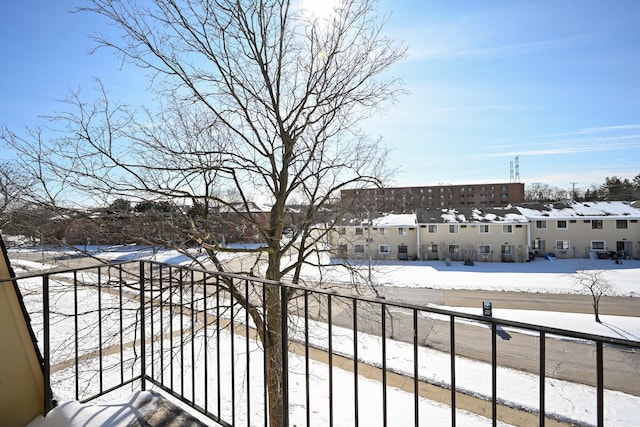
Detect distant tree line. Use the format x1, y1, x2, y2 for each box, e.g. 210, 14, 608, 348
525, 174, 640, 203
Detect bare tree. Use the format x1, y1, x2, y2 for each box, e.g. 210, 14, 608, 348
2, 1, 405, 424
574, 269, 614, 323
0, 161, 33, 230
524, 182, 570, 202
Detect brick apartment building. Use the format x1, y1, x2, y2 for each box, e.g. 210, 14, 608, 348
341, 182, 525, 212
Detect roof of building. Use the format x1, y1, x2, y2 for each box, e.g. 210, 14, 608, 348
516, 201, 640, 219
416, 206, 528, 224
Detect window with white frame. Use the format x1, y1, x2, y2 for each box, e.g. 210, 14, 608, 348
449, 224, 459, 234
536, 220, 546, 229
398, 227, 406, 236
556, 220, 567, 229
427, 243, 438, 253
592, 220, 603, 230
379, 228, 388, 235
616, 220, 628, 229
479, 224, 489, 234
591, 241, 605, 250
337, 227, 346, 235
379, 245, 390, 254
502, 224, 513, 234
355, 244, 364, 253
428, 224, 437, 233
478, 244, 491, 255
355, 228, 363, 236
448, 244, 460, 255
556, 240, 570, 250
338, 244, 348, 254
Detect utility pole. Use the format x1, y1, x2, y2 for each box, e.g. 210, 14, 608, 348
570, 182, 577, 202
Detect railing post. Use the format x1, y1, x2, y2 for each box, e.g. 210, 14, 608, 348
539, 331, 546, 426
450, 315, 456, 427
139, 261, 146, 391
280, 285, 289, 427
492, 323, 497, 427
42, 274, 52, 414
596, 341, 604, 427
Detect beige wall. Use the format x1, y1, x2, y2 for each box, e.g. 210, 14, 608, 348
0, 237, 45, 426
417, 222, 530, 262
331, 217, 639, 262
529, 218, 640, 259
331, 225, 419, 260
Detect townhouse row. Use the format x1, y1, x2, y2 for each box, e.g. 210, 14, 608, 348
329, 201, 640, 262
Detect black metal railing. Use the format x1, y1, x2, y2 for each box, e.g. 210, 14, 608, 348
7, 260, 640, 426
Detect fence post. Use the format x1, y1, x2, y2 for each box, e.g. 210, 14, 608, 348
43, 274, 53, 414
139, 261, 146, 390
280, 285, 289, 427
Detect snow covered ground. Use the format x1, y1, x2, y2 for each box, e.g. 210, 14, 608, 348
7, 246, 640, 426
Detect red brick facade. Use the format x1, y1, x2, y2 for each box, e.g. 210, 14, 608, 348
341, 182, 525, 212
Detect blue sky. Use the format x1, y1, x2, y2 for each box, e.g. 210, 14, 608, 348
2, 1, 639, 194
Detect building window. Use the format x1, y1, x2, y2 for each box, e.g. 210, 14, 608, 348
379, 228, 388, 235
398, 227, 407, 236
556, 240, 570, 250
337, 227, 346, 235
355, 244, 364, 253
427, 243, 438, 253
398, 245, 408, 254
449, 224, 459, 234
591, 241, 605, 251
501, 245, 512, 255
478, 244, 491, 254
557, 220, 567, 229
379, 245, 390, 254
536, 220, 547, 229
616, 220, 628, 229
355, 228, 363, 236
592, 220, 603, 230
502, 224, 513, 234
338, 244, 348, 254
479, 224, 489, 234
532, 239, 543, 250
428, 224, 437, 233
448, 244, 460, 255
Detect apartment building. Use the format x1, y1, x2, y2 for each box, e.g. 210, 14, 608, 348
330, 201, 640, 262
340, 182, 525, 212
518, 201, 640, 259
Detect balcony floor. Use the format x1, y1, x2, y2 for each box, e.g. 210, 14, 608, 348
27, 390, 216, 427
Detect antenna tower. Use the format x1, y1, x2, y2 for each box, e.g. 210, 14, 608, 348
515, 156, 520, 182
510, 161, 514, 182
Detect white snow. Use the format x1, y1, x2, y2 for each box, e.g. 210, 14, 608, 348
7, 247, 640, 427
516, 201, 640, 219
372, 213, 417, 227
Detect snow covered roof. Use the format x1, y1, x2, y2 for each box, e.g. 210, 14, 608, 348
335, 213, 417, 227
371, 213, 417, 227
416, 207, 528, 224
516, 201, 640, 220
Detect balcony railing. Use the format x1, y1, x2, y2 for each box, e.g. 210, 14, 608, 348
8, 260, 640, 426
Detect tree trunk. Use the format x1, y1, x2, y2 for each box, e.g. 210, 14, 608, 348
264, 286, 285, 426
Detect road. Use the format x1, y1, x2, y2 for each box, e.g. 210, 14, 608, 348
321, 287, 640, 396
381, 286, 640, 317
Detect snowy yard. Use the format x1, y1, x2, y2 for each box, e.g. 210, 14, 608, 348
8, 247, 640, 426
